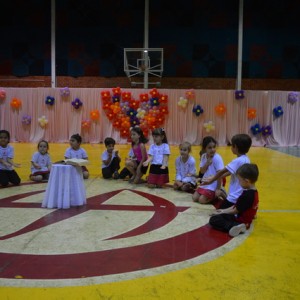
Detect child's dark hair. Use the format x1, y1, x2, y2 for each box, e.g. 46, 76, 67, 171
70, 133, 82, 144
104, 137, 116, 146
0, 130, 10, 142
38, 140, 49, 152
200, 136, 217, 156
152, 128, 168, 143
131, 126, 148, 145
231, 134, 252, 154
236, 163, 259, 183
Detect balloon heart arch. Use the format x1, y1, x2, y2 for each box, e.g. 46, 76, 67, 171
101, 88, 169, 139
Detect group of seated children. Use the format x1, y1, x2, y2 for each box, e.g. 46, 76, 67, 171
0, 128, 259, 238
0, 131, 88, 187
101, 128, 259, 238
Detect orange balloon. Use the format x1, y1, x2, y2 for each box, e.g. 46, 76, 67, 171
215, 103, 226, 116
90, 110, 100, 121
10, 98, 22, 109
248, 108, 257, 120
81, 120, 91, 129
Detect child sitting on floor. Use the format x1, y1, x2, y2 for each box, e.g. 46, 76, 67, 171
209, 163, 259, 237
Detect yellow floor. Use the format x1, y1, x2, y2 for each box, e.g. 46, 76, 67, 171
1, 143, 300, 299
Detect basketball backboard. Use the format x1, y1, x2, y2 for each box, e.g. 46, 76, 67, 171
124, 48, 163, 88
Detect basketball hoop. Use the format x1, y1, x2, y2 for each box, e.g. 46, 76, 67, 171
124, 48, 164, 88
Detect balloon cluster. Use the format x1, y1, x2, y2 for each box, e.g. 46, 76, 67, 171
178, 89, 195, 109
0, 89, 6, 100
90, 109, 100, 121
45, 96, 55, 106
215, 103, 226, 116
235, 90, 245, 100
101, 87, 169, 139
38, 116, 48, 128
81, 120, 91, 129
247, 108, 257, 120
72, 98, 83, 109
10, 98, 22, 109
273, 106, 283, 118
22, 115, 32, 125
178, 97, 188, 108
185, 89, 195, 100
250, 123, 272, 137
287, 92, 298, 104
262, 125, 272, 136
250, 123, 261, 135
192, 104, 204, 116
204, 121, 215, 132
60, 87, 70, 97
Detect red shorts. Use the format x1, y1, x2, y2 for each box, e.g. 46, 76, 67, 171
196, 187, 215, 200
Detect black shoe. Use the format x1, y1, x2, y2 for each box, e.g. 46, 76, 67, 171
119, 167, 130, 179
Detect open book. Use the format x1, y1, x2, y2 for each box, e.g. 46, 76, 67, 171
54, 158, 89, 166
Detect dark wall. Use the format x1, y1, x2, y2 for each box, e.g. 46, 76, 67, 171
0, 0, 299, 79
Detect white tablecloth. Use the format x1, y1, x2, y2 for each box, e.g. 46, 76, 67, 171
42, 164, 86, 209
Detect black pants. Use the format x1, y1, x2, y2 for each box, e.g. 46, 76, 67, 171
102, 157, 121, 179
220, 199, 235, 209
209, 214, 240, 232
0, 170, 21, 187
119, 167, 131, 179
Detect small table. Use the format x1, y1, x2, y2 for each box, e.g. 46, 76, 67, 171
42, 164, 86, 209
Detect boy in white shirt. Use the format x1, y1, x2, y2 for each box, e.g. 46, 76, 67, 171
201, 134, 252, 209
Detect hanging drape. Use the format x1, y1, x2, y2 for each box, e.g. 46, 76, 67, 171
0, 88, 299, 146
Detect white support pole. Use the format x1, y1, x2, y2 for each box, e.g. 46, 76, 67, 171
143, 0, 149, 89
236, 0, 244, 90
51, 0, 56, 88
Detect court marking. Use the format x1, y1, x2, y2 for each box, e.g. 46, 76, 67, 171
0, 183, 251, 287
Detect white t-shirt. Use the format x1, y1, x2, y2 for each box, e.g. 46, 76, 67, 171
0, 145, 14, 170
101, 150, 118, 168
226, 154, 250, 203
200, 153, 224, 191
65, 147, 88, 159
175, 155, 197, 184
31, 152, 52, 173
148, 143, 170, 165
